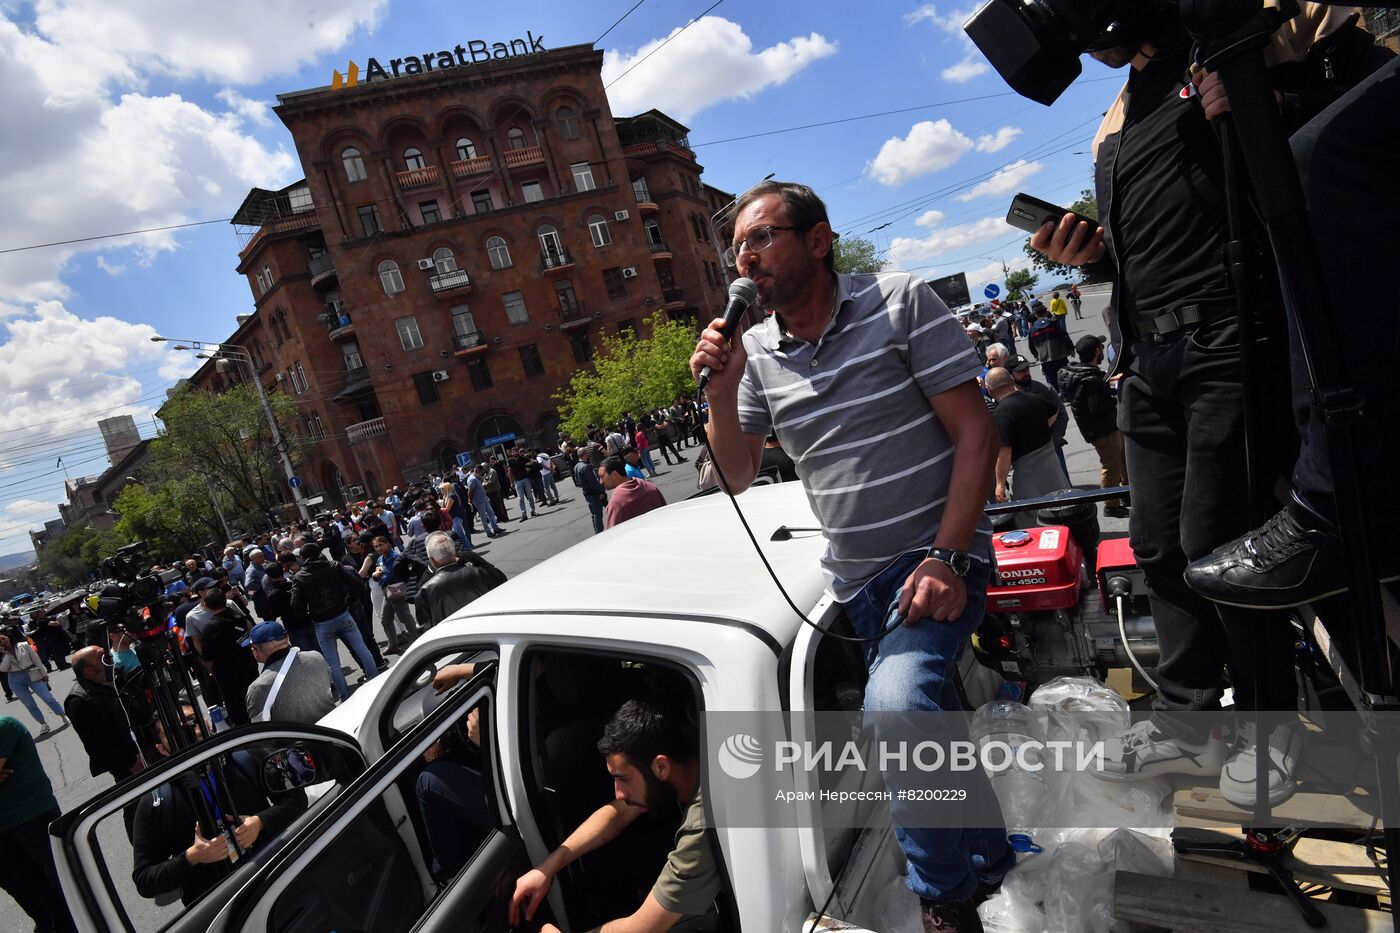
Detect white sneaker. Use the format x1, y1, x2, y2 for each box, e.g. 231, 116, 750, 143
39, 722, 51, 735
1095, 720, 1228, 781
1219, 720, 1304, 807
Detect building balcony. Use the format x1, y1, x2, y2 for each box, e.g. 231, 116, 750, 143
397, 165, 440, 190
347, 416, 387, 445
503, 145, 545, 168
648, 240, 673, 261
429, 268, 471, 293
636, 199, 659, 215
558, 301, 589, 330
324, 310, 354, 339
662, 287, 686, 307
622, 140, 696, 162
308, 253, 337, 287
240, 211, 319, 259
450, 154, 494, 180
540, 249, 574, 273
453, 331, 489, 355
336, 365, 372, 401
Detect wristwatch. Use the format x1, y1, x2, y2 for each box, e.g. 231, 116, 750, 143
928, 547, 973, 577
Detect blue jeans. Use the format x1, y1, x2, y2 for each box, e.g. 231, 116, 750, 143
638, 449, 658, 475
314, 611, 380, 701
842, 550, 1012, 902
472, 495, 499, 534
585, 493, 605, 534
540, 472, 559, 504
514, 479, 537, 518
450, 515, 474, 549
6, 672, 65, 725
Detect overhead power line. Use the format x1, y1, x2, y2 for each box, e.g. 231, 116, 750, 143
605, 0, 725, 89
0, 218, 230, 256
595, 0, 650, 45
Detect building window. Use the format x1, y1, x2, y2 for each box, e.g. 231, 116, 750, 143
358, 204, 382, 237
466, 357, 493, 390
415, 200, 439, 225
471, 189, 494, 213
287, 361, 307, 394
519, 343, 545, 377
502, 291, 528, 325
396, 315, 424, 351
342, 341, 363, 371
521, 181, 544, 203
310, 412, 326, 439
486, 236, 511, 270
342, 147, 367, 182
644, 220, 663, 246
602, 266, 626, 300
588, 213, 612, 248
412, 372, 441, 406
404, 147, 425, 170
632, 176, 650, 202
455, 137, 477, 160
617, 318, 637, 337
569, 331, 593, 364
378, 259, 404, 295
554, 278, 579, 314
538, 224, 564, 260
657, 263, 675, 290
450, 304, 478, 340
255, 264, 274, 295
296, 361, 308, 393
288, 186, 314, 213
556, 106, 580, 140
506, 126, 527, 150
433, 247, 457, 274
571, 162, 595, 193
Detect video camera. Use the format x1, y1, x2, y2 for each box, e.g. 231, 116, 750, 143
94, 542, 183, 640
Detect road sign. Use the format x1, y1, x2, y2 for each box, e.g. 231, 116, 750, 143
984, 284, 1001, 300
456, 451, 474, 468
288, 476, 302, 489
483, 432, 517, 447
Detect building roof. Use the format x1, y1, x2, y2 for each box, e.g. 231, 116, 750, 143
451, 481, 829, 649
231, 181, 309, 227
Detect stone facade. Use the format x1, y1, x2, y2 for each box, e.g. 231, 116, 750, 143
203, 43, 732, 506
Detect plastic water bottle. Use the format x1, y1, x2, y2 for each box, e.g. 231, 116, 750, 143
208, 704, 229, 733
969, 700, 1049, 854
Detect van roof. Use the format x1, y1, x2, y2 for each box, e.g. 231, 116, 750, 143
454, 481, 830, 650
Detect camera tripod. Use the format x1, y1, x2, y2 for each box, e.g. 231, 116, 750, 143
1167, 1, 1398, 927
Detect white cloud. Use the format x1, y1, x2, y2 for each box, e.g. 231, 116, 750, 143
601, 16, 837, 121
904, 4, 975, 31
963, 255, 1034, 292
868, 119, 974, 187
3, 499, 58, 521
956, 159, 1042, 202
216, 88, 272, 126
889, 216, 1014, 266
975, 126, 1022, 153
915, 209, 947, 228
96, 256, 126, 276
941, 56, 989, 83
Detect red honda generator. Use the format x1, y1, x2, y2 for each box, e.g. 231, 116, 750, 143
972, 499, 1158, 686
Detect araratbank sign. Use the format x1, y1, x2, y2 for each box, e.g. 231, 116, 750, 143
332, 32, 547, 89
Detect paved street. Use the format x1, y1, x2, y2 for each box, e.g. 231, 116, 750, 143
5, 281, 1124, 931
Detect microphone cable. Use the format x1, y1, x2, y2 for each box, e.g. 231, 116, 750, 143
694, 388, 903, 645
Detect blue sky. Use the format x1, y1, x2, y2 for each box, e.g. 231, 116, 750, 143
0, 0, 1122, 556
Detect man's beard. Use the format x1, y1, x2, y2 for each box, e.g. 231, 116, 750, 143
642, 768, 678, 813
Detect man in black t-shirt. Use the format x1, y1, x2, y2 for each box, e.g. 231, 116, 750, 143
986, 368, 1068, 511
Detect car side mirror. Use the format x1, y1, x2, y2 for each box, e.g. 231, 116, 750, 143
261, 745, 323, 794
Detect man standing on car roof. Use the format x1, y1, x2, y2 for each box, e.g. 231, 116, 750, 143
691, 180, 1008, 931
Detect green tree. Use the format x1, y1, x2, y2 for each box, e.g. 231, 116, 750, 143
36, 523, 122, 588
1022, 188, 1098, 278
111, 479, 221, 561
832, 235, 889, 275
150, 382, 310, 536
1005, 268, 1039, 302
555, 313, 700, 440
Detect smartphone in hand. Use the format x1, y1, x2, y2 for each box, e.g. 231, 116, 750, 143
1006, 192, 1097, 235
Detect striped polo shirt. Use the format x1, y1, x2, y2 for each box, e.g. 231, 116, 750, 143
736, 272, 990, 601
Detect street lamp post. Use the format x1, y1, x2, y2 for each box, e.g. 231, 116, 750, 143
153, 336, 312, 523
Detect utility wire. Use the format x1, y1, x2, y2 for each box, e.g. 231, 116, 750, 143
605, 0, 725, 89
594, 0, 650, 45
0, 218, 229, 256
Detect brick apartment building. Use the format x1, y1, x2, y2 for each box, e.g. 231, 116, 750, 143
190, 41, 733, 506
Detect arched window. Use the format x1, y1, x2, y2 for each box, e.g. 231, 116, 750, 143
403, 147, 425, 170
341, 147, 366, 182
455, 137, 477, 160
506, 127, 527, 150
537, 224, 563, 259
379, 259, 405, 295
644, 219, 663, 246
556, 106, 580, 140
486, 236, 511, 270
587, 213, 612, 248
432, 247, 457, 274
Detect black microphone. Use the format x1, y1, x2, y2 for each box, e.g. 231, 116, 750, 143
696, 277, 758, 392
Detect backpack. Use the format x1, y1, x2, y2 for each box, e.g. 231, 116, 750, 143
302, 563, 348, 621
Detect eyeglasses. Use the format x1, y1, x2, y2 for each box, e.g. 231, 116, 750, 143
723, 224, 804, 268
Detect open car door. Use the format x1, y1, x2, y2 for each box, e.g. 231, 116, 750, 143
215, 664, 553, 932
50, 723, 368, 933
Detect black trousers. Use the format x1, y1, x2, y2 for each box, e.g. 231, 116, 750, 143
0, 806, 77, 933
1120, 319, 1299, 742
